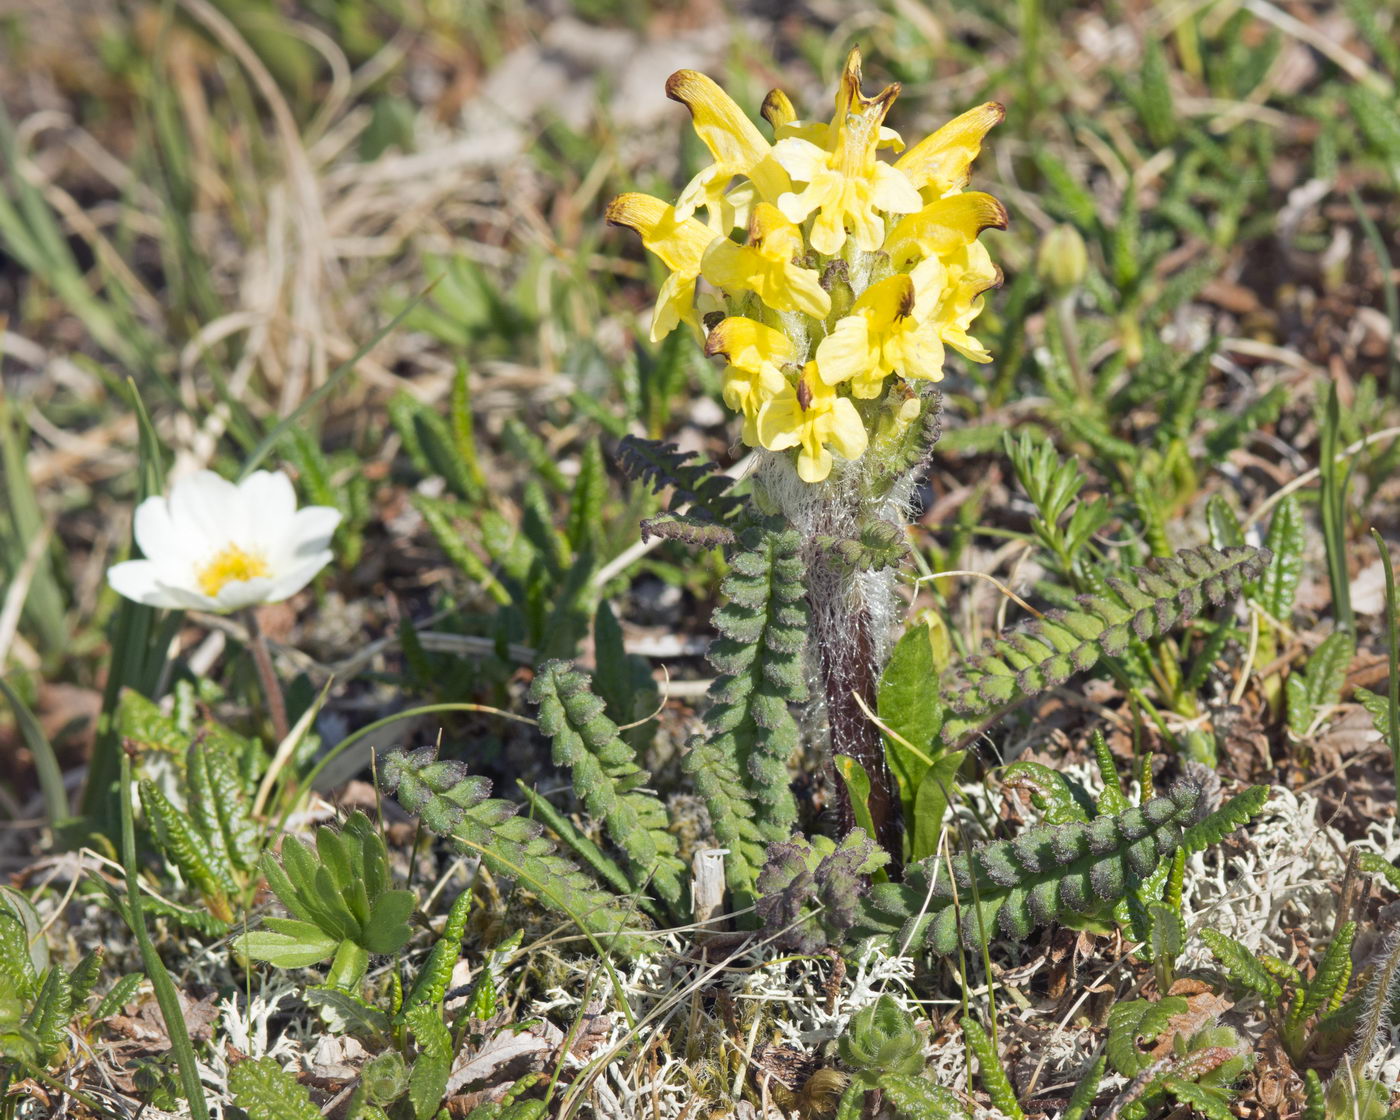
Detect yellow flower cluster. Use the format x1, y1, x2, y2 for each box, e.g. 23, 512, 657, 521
608, 49, 1005, 483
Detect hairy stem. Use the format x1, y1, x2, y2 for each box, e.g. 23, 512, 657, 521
809, 553, 903, 862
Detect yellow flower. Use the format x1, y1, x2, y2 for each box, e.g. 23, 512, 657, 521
757, 362, 868, 483
704, 317, 793, 446
605, 192, 716, 341
771, 48, 922, 256
815, 273, 941, 398
667, 70, 790, 231
893, 102, 1005, 201
884, 194, 1005, 365
883, 192, 1008, 269
701, 203, 831, 319
912, 251, 998, 365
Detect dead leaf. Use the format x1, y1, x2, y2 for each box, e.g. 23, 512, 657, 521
445, 1021, 563, 1096
1147, 987, 1234, 1058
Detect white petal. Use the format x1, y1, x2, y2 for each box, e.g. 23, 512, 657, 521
211, 577, 277, 612
264, 551, 334, 603
132, 495, 201, 569
290, 506, 341, 551
239, 471, 298, 549
169, 470, 242, 551
107, 560, 187, 608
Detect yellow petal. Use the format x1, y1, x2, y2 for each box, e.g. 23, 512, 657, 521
856, 273, 916, 323
605, 193, 714, 275
667, 70, 770, 172
761, 88, 796, 131
705, 316, 796, 371
944, 323, 993, 363
757, 397, 802, 451
771, 137, 828, 184
894, 102, 1005, 197
667, 70, 789, 211
805, 189, 848, 256
825, 397, 869, 462
702, 207, 832, 319
815, 315, 871, 386
868, 162, 923, 216
828, 48, 900, 176
779, 263, 834, 320
797, 443, 833, 482
697, 238, 752, 293
885, 192, 1009, 266
749, 202, 805, 261
887, 321, 946, 383
650, 271, 698, 342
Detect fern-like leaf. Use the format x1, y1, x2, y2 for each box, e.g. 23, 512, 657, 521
139, 779, 235, 922
869, 391, 942, 497
1292, 921, 1355, 1027
379, 747, 638, 941
529, 662, 686, 907
24, 966, 71, 1064
1181, 784, 1269, 853
684, 524, 808, 909
229, 1057, 324, 1120
67, 951, 102, 1008
1201, 929, 1282, 1000
638, 511, 736, 549
856, 782, 1204, 953
615, 436, 741, 522
755, 831, 889, 952
1301, 1069, 1326, 1120
961, 1016, 1026, 1120
816, 520, 911, 575
401, 889, 472, 1016
942, 546, 1270, 716
1107, 997, 1189, 1076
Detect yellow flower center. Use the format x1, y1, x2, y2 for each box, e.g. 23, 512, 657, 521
197, 545, 270, 597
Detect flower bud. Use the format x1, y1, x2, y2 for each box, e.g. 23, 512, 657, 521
1037, 223, 1088, 296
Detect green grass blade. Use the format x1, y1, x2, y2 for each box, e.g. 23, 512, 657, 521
119, 752, 210, 1120
0, 677, 68, 827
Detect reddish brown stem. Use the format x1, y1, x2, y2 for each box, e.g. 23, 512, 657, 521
244, 608, 289, 744
810, 571, 903, 865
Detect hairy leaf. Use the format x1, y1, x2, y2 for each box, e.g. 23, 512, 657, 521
615, 435, 741, 522
1202, 928, 1281, 1000
229, 1057, 324, 1120
530, 661, 685, 908
855, 782, 1206, 953
684, 524, 808, 909
381, 747, 638, 941
942, 546, 1270, 717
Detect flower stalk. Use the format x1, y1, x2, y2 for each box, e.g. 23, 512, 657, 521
244, 608, 290, 745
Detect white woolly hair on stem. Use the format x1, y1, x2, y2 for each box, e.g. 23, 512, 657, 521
753, 412, 927, 855
1341, 920, 1400, 1084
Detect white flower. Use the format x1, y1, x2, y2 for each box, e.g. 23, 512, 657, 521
107, 470, 340, 613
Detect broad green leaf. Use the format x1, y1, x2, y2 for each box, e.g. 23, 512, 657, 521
878, 620, 944, 817
233, 920, 340, 969
360, 890, 416, 955
834, 756, 878, 853
910, 751, 965, 862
